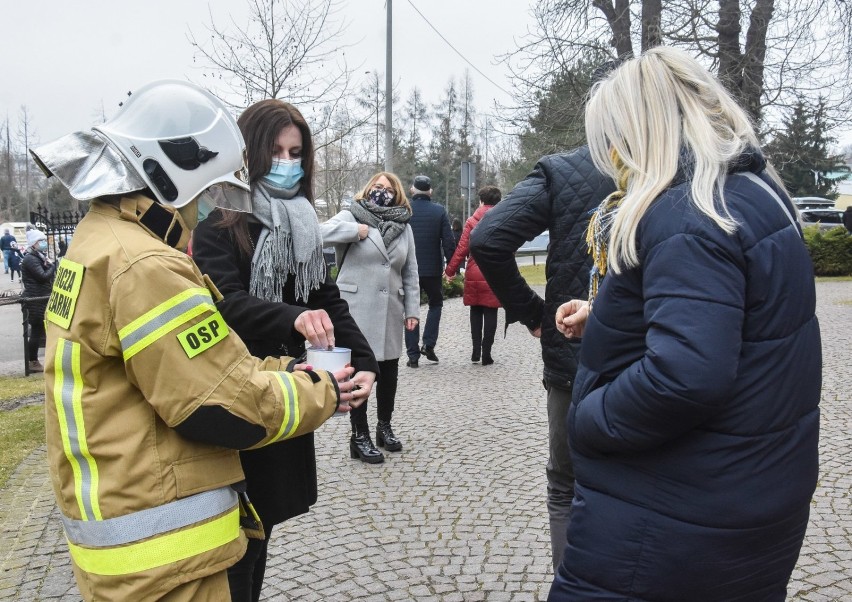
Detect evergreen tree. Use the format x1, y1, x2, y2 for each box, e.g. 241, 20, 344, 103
765, 98, 849, 199
502, 51, 607, 187
428, 79, 459, 212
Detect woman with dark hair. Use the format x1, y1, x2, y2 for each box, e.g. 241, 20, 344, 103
191, 99, 378, 602
444, 186, 503, 365
321, 171, 420, 463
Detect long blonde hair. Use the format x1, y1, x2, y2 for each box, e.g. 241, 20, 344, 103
585, 46, 774, 272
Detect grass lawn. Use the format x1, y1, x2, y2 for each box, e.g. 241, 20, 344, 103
519, 264, 546, 286
0, 375, 45, 488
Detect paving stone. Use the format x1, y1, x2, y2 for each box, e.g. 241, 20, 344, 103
0, 282, 850, 600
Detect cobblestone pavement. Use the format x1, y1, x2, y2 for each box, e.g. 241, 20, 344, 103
1, 282, 850, 601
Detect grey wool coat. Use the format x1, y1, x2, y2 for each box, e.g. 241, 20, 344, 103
320, 209, 420, 361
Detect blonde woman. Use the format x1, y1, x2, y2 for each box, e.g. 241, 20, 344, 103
549, 47, 820, 600
321, 172, 420, 463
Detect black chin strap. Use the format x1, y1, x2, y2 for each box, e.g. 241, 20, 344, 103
138, 201, 185, 248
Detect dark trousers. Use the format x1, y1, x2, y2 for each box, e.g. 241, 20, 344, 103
350, 358, 400, 431
469, 305, 497, 355
28, 317, 45, 361
227, 533, 268, 602
546, 382, 575, 572
405, 275, 443, 359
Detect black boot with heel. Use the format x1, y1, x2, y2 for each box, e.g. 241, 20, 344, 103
350, 430, 384, 464
481, 345, 494, 366
376, 420, 403, 452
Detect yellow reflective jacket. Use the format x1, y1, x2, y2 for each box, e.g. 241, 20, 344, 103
44, 195, 340, 601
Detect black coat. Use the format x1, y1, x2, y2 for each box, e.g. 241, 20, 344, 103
470, 147, 615, 388
551, 152, 821, 600
192, 211, 379, 526
21, 250, 56, 321
408, 193, 456, 277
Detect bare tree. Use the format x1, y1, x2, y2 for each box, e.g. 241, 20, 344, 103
16, 105, 37, 216
188, 0, 354, 109
503, 0, 852, 129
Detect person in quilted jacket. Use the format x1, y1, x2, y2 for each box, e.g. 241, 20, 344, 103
470, 145, 614, 574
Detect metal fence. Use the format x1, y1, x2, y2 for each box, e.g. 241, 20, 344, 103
29, 204, 86, 260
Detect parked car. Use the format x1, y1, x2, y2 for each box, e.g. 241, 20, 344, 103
517, 231, 550, 254
798, 208, 845, 231
793, 196, 835, 210
516, 231, 550, 265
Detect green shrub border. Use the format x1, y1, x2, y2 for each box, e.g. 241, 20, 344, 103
803, 226, 852, 277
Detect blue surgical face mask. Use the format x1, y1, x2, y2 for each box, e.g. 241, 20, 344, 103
37, 240, 48, 252
263, 158, 304, 189
196, 196, 216, 224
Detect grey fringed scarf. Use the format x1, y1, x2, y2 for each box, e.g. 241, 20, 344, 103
249, 181, 326, 303
348, 199, 411, 248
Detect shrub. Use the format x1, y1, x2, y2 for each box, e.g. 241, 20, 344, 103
420, 274, 464, 305
803, 226, 852, 276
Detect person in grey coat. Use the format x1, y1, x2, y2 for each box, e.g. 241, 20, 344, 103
321, 172, 420, 463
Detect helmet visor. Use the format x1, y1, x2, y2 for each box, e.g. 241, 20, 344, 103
198, 181, 252, 213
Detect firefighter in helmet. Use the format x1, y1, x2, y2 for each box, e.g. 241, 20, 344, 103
31, 80, 360, 601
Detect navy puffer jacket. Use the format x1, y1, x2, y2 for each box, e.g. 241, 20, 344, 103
550, 152, 821, 601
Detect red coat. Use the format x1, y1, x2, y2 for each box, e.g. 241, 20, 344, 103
445, 204, 502, 308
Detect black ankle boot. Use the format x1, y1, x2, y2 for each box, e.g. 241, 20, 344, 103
350, 431, 385, 464
376, 420, 403, 452
471, 344, 481, 363
481, 349, 494, 366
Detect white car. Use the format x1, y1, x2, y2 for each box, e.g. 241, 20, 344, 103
793, 196, 835, 210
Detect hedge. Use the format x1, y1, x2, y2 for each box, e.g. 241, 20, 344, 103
803, 226, 852, 276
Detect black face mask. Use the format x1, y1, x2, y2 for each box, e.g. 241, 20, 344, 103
368, 188, 394, 207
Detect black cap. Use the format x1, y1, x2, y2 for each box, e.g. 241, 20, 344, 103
413, 175, 431, 192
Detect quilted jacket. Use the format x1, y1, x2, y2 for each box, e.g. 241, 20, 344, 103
470, 146, 615, 388
550, 151, 821, 600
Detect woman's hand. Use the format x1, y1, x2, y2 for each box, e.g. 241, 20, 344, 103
555, 299, 589, 339
347, 370, 376, 409
405, 317, 419, 331
331, 366, 358, 414
294, 309, 335, 349
357, 224, 369, 240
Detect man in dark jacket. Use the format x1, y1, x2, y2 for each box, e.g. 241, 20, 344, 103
1, 228, 16, 274
469, 146, 615, 570
404, 175, 456, 367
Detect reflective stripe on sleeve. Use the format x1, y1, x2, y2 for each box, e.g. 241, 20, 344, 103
53, 338, 102, 521
267, 372, 301, 443
67, 505, 240, 576
118, 287, 216, 361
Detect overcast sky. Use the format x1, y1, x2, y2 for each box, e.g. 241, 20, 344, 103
0, 0, 535, 145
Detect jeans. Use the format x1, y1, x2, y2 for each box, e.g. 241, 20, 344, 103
2, 249, 10, 273
405, 275, 443, 359
545, 381, 575, 572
